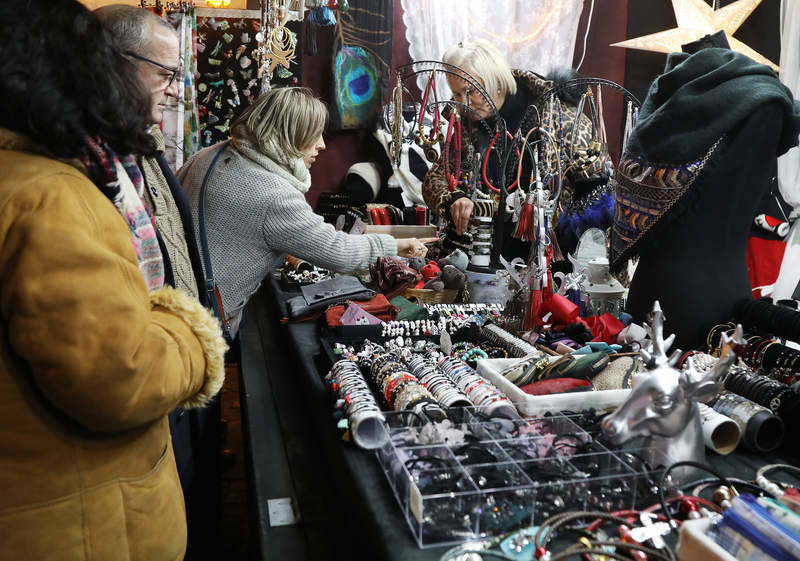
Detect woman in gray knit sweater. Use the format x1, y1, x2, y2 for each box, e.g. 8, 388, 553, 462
179, 87, 428, 332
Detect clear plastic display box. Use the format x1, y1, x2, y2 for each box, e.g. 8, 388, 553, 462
375, 408, 653, 548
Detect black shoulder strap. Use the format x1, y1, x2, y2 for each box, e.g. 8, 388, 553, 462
198, 143, 229, 284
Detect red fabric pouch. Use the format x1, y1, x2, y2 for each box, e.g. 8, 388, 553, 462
520, 378, 592, 396
325, 294, 399, 326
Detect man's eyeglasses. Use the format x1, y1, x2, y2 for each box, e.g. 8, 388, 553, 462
125, 51, 182, 88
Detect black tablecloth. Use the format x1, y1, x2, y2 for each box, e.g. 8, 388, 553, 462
238, 277, 800, 561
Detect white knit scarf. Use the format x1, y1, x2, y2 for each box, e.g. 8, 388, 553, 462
231, 132, 312, 194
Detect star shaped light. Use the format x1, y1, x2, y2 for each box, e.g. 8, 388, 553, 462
611, 0, 778, 71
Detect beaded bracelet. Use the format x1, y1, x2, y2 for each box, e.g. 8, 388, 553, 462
450, 341, 474, 357
461, 348, 489, 362
482, 345, 509, 359
756, 464, 800, 497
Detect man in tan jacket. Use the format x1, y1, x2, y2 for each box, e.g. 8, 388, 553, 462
96, 6, 221, 560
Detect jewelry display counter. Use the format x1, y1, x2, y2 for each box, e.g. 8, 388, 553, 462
237, 277, 800, 561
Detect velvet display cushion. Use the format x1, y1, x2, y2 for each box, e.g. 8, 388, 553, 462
520, 378, 593, 396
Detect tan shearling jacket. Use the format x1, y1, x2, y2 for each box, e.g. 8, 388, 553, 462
0, 128, 227, 561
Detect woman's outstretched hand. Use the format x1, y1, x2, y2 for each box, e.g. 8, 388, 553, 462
397, 237, 438, 259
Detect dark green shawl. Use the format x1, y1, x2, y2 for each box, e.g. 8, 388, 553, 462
626, 48, 800, 162
611, 48, 800, 270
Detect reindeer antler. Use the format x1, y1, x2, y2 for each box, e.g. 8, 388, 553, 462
680, 324, 745, 404
641, 301, 681, 368
702, 324, 745, 383
720, 324, 746, 356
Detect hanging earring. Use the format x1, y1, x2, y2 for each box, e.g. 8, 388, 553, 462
414, 69, 443, 162
622, 100, 634, 154
390, 72, 403, 168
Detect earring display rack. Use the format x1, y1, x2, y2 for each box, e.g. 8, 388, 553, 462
375, 407, 672, 548
383, 62, 513, 270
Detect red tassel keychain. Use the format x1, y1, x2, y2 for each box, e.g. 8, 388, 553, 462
513, 192, 535, 241
512, 128, 538, 240
524, 276, 543, 331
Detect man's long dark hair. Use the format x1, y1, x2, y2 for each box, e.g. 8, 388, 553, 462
0, 0, 154, 157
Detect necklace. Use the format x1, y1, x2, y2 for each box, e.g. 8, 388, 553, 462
444, 111, 462, 192
414, 70, 443, 162
481, 130, 519, 193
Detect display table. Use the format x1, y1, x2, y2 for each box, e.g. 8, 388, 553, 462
238, 277, 799, 561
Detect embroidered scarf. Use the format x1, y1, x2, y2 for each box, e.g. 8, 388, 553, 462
80, 137, 165, 291
611, 49, 800, 271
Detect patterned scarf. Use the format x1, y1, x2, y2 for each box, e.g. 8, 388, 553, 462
611, 49, 800, 272
80, 137, 165, 291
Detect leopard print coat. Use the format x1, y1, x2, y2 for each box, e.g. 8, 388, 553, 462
421, 69, 602, 219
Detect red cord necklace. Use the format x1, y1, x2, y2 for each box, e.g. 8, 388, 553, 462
444, 112, 462, 191
481, 130, 520, 193
417, 71, 440, 144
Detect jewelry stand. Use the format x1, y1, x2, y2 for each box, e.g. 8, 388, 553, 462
382, 62, 515, 272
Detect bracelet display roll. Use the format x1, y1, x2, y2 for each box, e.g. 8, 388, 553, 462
407, 356, 472, 409
696, 403, 741, 455
722, 367, 798, 418
482, 322, 538, 358
438, 356, 517, 418
326, 359, 388, 450
711, 391, 784, 453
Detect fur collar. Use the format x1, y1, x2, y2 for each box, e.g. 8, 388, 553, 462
512, 69, 553, 103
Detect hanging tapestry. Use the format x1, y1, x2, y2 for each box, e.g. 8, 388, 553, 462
162, 8, 201, 169
196, 11, 302, 147
329, 0, 393, 131
183, 11, 201, 162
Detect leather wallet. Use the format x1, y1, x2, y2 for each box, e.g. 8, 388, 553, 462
286, 276, 374, 319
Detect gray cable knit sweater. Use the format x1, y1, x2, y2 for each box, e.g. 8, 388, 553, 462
178, 134, 396, 330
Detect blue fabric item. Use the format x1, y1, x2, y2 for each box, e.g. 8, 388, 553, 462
714, 494, 800, 561
565, 287, 581, 307
587, 342, 623, 354
555, 188, 614, 256
308, 6, 337, 26
574, 343, 622, 355
618, 311, 632, 325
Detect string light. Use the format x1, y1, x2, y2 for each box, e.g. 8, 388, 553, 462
465, 0, 567, 46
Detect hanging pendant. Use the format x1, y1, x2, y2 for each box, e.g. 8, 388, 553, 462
424, 144, 439, 163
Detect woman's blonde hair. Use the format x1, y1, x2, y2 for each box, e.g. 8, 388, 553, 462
442, 39, 517, 99
232, 87, 328, 159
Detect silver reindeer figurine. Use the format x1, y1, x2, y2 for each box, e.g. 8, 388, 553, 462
601, 301, 744, 481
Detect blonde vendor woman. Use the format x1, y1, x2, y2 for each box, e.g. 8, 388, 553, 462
422, 39, 602, 258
